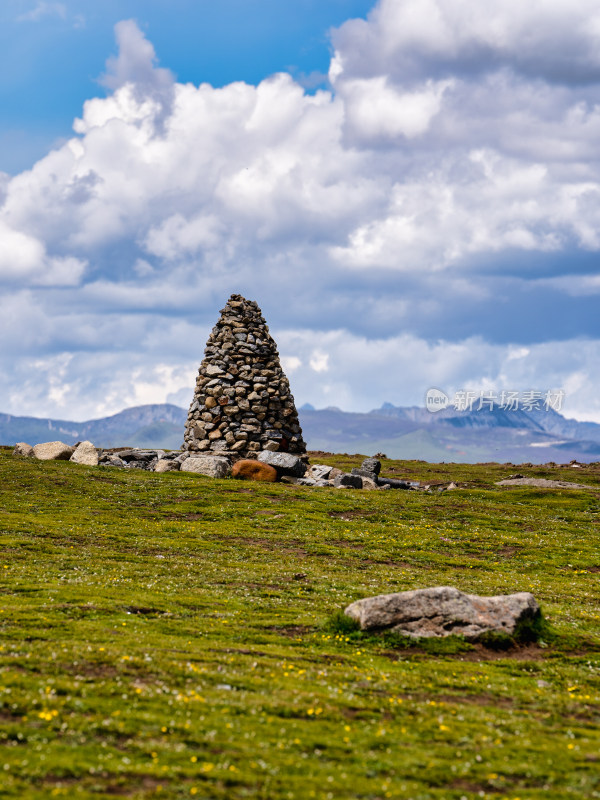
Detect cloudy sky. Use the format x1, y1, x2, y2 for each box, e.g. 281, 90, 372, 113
2, 0, 600, 422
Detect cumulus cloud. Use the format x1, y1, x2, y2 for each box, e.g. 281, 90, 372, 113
1, 5, 600, 423
99, 19, 175, 126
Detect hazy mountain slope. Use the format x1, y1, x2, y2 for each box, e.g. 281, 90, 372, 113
2, 401, 600, 463
0, 404, 187, 448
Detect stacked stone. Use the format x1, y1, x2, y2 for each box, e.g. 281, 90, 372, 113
183, 294, 307, 458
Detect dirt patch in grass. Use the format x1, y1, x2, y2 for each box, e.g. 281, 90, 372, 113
456, 643, 548, 661
254, 510, 285, 517
448, 778, 503, 794
59, 661, 121, 679
496, 545, 524, 557
437, 692, 515, 708
263, 624, 313, 638
328, 510, 376, 520
382, 643, 549, 662
124, 605, 168, 615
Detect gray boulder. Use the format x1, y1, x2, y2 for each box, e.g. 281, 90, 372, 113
13, 442, 34, 457
308, 464, 333, 480
32, 441, 75, 461
102, 455, 126, 467
344, 586, 539, 640
361, 458, 381, 476
70, 441, 99, 466
257, 451, 305, 477
333, 473, 363, 489
181, 456, 231, 478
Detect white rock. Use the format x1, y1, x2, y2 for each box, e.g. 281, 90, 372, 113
155, 459, 180, 473
33, 441, 75, 461
70, 441, 99, 466
13, 442, 34, 457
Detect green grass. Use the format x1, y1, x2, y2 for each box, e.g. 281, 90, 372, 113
0, 448, 599, 799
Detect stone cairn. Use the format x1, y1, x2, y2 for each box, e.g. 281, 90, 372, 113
183, 294, 307, 459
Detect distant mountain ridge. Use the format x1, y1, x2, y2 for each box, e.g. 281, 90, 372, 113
2, 401, 600, 463
0, 404, 187, 450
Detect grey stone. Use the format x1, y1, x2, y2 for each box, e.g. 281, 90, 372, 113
155, 459, 180, 473
344, 586, 540, 640
70, 441, 99, 466
181, 456, 231, 478
33, 441, 75, 461
257, 450, 305, 477
308, 464, 332, 480
361, 458, 381, 476
13, 442, 34, 457
333, 473, 363, 489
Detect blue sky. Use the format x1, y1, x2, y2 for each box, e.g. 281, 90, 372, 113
0, 0, 373, 173
1, 0, 600, 423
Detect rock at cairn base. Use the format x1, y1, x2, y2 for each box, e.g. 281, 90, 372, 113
181, 456, 231, 478
183, 294, 307, 459
344, 586, 540, 640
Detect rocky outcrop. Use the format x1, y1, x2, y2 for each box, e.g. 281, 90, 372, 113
344, 586, 540, 640
183, 295, 306, 458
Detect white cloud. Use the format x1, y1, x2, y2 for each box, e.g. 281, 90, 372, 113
1, 7, 600, 423
338, 76, 453, 140
0, 221, 86, 285
17, 2, 66, 23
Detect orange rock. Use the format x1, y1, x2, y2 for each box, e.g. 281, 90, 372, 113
232, 459, 278, 482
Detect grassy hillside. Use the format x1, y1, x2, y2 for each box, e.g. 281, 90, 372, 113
0, 450, 599, 799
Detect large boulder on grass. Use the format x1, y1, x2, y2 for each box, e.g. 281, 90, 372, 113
344, 586, 539, 640
13, 442, 34, 457
32, 441, 75, 461
70, 441, 99, 466
232, 459, 278, 482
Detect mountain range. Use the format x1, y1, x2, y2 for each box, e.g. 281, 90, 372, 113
2, 401, 600, 463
